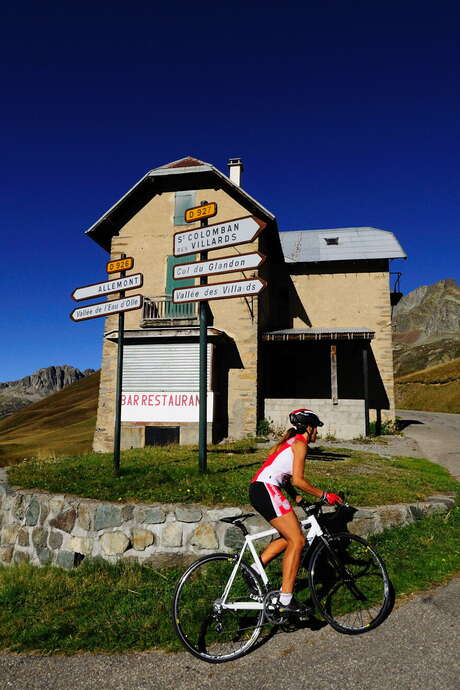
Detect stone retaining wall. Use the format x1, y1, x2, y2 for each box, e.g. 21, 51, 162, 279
0, 481, 455, 570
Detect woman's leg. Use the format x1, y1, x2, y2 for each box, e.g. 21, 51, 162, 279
259, 537, 288, 567
268, 511, 305, 594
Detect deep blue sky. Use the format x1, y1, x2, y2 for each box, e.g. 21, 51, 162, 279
1, 1, 459, 381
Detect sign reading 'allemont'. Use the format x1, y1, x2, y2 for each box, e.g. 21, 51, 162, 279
173, 215, 266, 256
173, 278, 266, 304
72, 273, 143, 301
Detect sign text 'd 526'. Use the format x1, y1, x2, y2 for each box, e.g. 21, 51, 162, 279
173, 215, 266, 257
173, 278, 266, 304
70, 295, 143, 322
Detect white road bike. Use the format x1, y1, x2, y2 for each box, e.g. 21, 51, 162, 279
172, 499, 392, 663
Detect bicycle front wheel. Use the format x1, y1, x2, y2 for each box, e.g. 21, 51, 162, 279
309, 532, 392, 634
172, 554, 265, 663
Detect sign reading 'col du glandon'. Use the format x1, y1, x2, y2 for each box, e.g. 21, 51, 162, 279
173, 251, 266, 280
173, 215, 266, 257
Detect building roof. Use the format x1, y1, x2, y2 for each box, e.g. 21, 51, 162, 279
263, 328, 375, 341
85, 157, 275, 251
279, 227, 407, 263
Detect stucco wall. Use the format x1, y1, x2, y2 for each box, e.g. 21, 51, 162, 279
290, 262, 395, 421
93, 187, 268, 451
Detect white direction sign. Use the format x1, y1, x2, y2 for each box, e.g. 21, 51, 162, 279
173, 215, 266, 257
173, 278, 266, 304
70, 294, 143, 322
173, 251, 266, 280
72, 273, 143, 301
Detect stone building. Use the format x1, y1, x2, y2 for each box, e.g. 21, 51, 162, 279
85, 156, 406, 450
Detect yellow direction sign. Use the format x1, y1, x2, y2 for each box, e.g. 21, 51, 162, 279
106, 257, 134, 273
184, 202, 218, 224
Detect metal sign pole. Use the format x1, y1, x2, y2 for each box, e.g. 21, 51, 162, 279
113, 254, 127, 476
198, 204, 208, 473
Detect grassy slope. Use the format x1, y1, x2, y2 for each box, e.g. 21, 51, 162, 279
0, 372, 100, 466
395, 357, 460, 413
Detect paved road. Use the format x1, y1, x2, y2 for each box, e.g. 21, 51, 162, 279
1, 577, 459, 690
396, 409, 460, 480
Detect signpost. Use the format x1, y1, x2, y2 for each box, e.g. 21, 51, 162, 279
173, 251, 266, 280
173, 215, 266, 256
70, 255, 143, 476
173, 207, 268, 474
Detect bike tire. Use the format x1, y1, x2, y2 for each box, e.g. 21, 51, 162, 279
308, 532, 392, 634
172, 553, 265, 663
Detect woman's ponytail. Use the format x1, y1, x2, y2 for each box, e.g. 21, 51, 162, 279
271, 427, 297, 453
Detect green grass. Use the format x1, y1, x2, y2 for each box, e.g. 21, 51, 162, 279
1, 506, 459, 654
7, 442, 459, 507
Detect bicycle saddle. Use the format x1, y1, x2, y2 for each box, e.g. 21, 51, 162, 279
219, 513, 255, 524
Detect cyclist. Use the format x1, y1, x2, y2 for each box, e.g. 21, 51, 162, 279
248, 408, 342, 615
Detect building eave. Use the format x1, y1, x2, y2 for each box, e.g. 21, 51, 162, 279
85, 161, 275, 252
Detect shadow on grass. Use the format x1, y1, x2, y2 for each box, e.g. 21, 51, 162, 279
309, 448, 350, 462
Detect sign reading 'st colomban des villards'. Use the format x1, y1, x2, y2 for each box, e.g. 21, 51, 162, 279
173, 215, 266, 257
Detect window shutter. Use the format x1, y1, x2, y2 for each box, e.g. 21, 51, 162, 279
174, 191, 196, 226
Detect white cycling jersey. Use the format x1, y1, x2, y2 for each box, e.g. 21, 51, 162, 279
251, 434, 307, 487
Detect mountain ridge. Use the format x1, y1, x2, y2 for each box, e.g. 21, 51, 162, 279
0, 365, 96, 419
392, 278, 460, 377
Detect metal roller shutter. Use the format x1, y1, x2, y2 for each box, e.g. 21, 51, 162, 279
122, 343, 212, 392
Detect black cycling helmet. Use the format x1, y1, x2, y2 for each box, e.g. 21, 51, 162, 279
289, 408, 324, 431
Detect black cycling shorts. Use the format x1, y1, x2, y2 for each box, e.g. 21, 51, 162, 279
249, 481, 293, 522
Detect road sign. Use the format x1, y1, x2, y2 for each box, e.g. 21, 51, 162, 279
70, 294, 143, 322
106, 257, 134, 273
172, 278, 266, 304
184, 202, 217, 224
173, 215, 266, 257
72, 273, 143, 301
173, 251, 266, 280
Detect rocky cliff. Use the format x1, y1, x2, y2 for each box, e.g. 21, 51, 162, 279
393, 279, 460, 376
0, 366, 95, 419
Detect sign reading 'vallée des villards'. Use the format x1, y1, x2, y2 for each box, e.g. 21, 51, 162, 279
173, 277, 266, 304
173, 215, 266, 257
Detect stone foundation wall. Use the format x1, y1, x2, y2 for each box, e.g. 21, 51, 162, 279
0, 480, 455, 570
265, 398, 366, 440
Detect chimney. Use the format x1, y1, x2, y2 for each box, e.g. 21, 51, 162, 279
227, 157, 244, 186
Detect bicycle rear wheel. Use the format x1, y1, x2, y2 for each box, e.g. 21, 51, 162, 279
172, 553, 265, 663
308, 532, 391, 634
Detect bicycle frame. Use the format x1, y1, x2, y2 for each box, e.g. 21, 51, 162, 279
220, 514, 324, 611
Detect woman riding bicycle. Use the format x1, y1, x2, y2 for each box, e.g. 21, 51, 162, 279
249, 408, 342, 615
